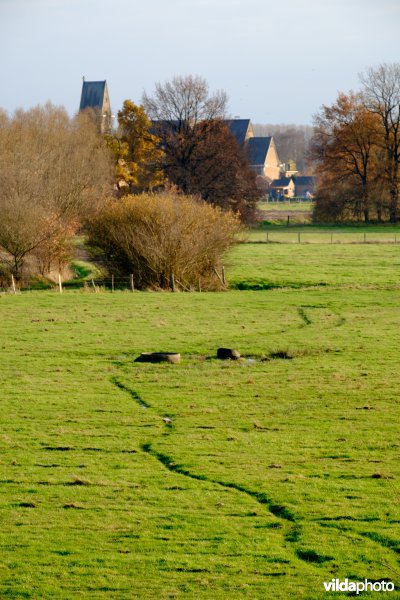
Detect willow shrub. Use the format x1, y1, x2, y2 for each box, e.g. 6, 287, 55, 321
87, 192, 242, 290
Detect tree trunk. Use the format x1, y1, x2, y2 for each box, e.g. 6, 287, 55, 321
389, 189, 398, 223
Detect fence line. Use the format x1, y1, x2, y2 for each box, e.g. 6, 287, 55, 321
245, 231, 400, 245
1, 269, 227, 294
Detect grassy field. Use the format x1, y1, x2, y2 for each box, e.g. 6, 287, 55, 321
1, 241, 400, 598
257, 201, 313, 225
227, 242, 400, 289
258, 201, 314, 212
246, 223, 400, 244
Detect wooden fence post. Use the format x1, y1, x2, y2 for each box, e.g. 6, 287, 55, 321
170, 272, 176, 292
111, 274, 114, 293
298, 232, 301, 244
11, 275, 17, 294
213, 267, 225, 287
130, 274, 134, 292
222, 265, 226, 286
58, 273, 63, 294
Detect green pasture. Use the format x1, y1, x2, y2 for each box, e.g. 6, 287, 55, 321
227, 242, 400, 289
258, 201, 314, 212
257, 201, 313, 225
246, 223, 400, 244
1, 241, 400, 598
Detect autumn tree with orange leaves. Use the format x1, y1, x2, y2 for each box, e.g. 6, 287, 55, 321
311, 92, 382, 222
311, 63, 400, 223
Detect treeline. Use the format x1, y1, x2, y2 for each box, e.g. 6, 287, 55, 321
0, 76, 257, 289
0, 105, 111, 283
310, 63, 400, 223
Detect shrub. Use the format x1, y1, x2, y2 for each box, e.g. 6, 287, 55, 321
87, 192, 241, 290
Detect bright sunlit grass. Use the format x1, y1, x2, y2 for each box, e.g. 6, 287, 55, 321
1, 241, 399, 598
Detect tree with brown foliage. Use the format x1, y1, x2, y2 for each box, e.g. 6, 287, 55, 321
360, 63, 400, 222
143, 75, 260, 222
160, 119, 260, 222
310, 92, 381, 221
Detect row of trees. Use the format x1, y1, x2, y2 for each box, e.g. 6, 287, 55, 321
311, 63, 400, 222
0, 76, 256, 288
0, 104, 111, 281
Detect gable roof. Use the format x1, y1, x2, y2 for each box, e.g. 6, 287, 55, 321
224, 119, 252, 147
246, 137, 272, 166
270, 177, 293, 188
79, 80, 107, 111
150, 119, 179, 136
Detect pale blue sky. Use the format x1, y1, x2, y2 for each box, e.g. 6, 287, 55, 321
0, 0, 399, 124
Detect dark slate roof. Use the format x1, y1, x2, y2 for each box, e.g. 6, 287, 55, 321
294, 176, 315, 187
150, 120, 180, 136
246, 137, 272, 166
271, 177, 292, 188
79, 81, 107, 111
224, 119, 251, 147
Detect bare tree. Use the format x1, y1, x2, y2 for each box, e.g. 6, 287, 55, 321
0, 103, 112, 279
360, 63, 400, 222
143, 75, 227, 126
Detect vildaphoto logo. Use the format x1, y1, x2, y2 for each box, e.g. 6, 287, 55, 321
323, 579, 395, 594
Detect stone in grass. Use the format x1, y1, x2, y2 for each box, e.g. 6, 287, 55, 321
135, 352, 181, 364
217, 348, 241, 360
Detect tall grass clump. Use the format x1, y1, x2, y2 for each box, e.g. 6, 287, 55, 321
87, 191, 241, 290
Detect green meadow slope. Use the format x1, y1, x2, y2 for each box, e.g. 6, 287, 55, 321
0, 242, 399, 598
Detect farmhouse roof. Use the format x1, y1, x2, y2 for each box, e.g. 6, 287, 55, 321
224, 119, 252, 147
246, 137, 272, 166
79, 80, 108, 111
271, 176, 292, 188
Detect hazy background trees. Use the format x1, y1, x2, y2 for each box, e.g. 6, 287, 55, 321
0, 104, 112, 280
253, 123, 313, 172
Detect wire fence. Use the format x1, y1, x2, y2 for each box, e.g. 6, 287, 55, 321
1, 269, 228, 294
245, 231, 400, 244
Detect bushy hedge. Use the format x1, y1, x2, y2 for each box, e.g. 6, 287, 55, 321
87, 192, 241, 290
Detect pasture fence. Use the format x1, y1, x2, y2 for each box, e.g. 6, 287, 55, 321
247, 231, 400, 245
0, 268, 228, 294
